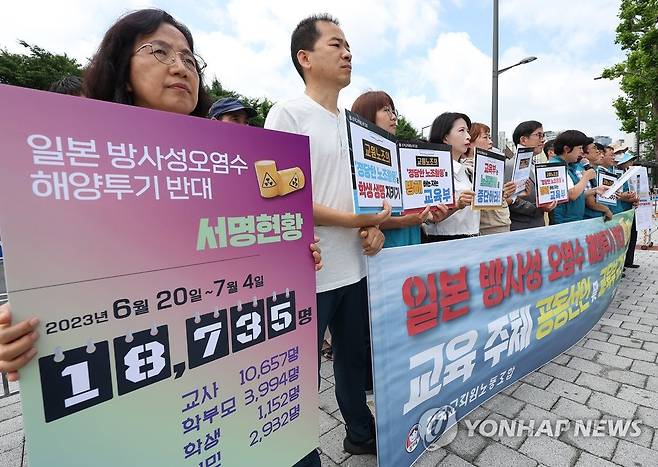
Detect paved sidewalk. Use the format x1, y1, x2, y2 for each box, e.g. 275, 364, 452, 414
1, 251, 657, 467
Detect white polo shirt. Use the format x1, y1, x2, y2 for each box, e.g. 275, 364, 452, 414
265, 94, 365, 293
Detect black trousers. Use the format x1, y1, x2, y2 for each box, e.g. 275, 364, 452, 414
421, 230, 474, 243
294, 278, 375, 466
316, 277, 374, 443
625, 213, 638, 266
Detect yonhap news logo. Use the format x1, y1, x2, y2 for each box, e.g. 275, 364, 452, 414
415, 405, 459, 452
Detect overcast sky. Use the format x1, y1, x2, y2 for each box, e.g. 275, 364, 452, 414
1, 0, 631, 143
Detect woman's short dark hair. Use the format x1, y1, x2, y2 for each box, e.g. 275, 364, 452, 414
84, 8, 210, 116
351, 91, 394, 125
428, 112, 471, 144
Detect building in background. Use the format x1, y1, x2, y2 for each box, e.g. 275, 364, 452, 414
594, 135, 612, 146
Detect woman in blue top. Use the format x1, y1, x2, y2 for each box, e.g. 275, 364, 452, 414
549, 130, 598, 224
351, 91, 449, 247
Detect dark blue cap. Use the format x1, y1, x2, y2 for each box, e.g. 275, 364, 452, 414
208, 97, 256, 119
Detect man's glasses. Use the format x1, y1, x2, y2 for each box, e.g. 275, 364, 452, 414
530, 131, 545, 139
134, 41, 207, 74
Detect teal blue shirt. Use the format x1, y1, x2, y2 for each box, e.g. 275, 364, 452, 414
550, 156, 586, 224
583, 166, 600, 219
383, 220, 421, 248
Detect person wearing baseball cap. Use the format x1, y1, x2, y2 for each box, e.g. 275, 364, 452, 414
208, 97, 257, 125
611, 142, 629, 155
549, 130, 599, 224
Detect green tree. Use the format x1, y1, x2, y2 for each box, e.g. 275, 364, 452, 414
0, 40, 82, 90
396, 115, 422, 141
601, 0, 658, 160
206, 78, 274, 128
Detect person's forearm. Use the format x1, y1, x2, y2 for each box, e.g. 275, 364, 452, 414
586, 194, 609, 214
313, 202, 391, 228
568, 178, 589, 200
381, 216, 407, 230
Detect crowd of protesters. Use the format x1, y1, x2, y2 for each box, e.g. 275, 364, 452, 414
0, 9, 645, 466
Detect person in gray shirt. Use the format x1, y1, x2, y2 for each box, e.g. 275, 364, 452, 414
507, 121, 556, 230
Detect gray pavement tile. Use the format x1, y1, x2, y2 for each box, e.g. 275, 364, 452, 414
608, 335, 645, 349
617, 385, 658, 410
566, 357, 605, 377
636, 407, 658, 430
573, 452, 620, 467
522, 371, 554, 389
404, 447, 448, 467
612, 439, 658, 466
552, 397, 601, 422
319, 388, 340, 415
513, 384, 559, 410
545, 379, 592, 404
602, 368, 648, 388
564, 345, 597, 360
475, 411, 527, 450
599, 325, 632, 337
599, 417, 655, 449
474, 442, 537, 467
438, 453, 476, 466
0, 416, 22, 437
320, 453, 339, 466
320, 410, 341, 436
551, 354, 571, 365
575, 372, 620, 396
0, 446, 22, 467
539, 362, 580, 383
481, 393, 524, 418
617, 348, 657, 363
519, 435, 578, 467
319, 424, 350, 465
648, 377, 658, 392
0, 430, 22, 454
340, 453, 376, 466
595, 352, 634, 370
587, 392, 637, 419
444, 425, 488, 462
560, 425, 618, 460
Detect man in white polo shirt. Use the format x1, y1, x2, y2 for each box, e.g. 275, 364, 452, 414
266, 14, 390, 462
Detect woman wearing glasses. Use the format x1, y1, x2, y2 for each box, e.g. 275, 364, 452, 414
0, 9, 322, 381
350, 91, 449, 248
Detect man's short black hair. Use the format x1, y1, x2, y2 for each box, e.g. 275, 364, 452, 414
290, 14, 339, 82
554, 130, 593, 156
49, 75, 83, 96
594, 142, 605, 151
512, 120, 542, 146
605, 145, 614, 151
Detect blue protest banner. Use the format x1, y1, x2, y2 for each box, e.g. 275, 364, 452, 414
367, 212, 634, 467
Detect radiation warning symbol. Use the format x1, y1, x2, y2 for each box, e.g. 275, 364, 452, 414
262, 172, 277, 188
289, 175, 300, 189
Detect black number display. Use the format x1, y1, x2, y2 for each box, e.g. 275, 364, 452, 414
113, 326, 172, 396
39, 341, 113, 423
186, 310, 229, 369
